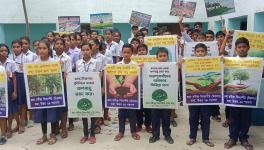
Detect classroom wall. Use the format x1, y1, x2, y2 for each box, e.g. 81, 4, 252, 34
254, 12, 264, 32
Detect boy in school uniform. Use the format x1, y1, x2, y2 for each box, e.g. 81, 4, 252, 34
185, 43, 214, 147
113, 31, 124, 60
105, 29, 120, 63
149, 48, 174, 144
113, 44, 140, 141
224, 37, 254, 150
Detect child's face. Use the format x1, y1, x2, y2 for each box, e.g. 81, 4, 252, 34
137, 36, 144, 44
70, 37, 77, 48
235, 43, 249, 57
194, 47, 207, 57
12, 43, 22, 56
197, 35, 206, 42
81, 33, 88, 41
122, 48, 133, 61
0, 46, 8, 58
191, 32, 199, 41
206, 34, 214, 41
91, 32, 98, 39
76, 35, 82, 46
132, 28, 139, 35
88, 41, 99, 53
142, 31, 148, 37
216, 35, 225, 43
131, 41, 139, 50
137, 47, 147, 55
105, 31, 112, 41
47, 32, 54, 42
21, 39, 30, 51
38, 43, 49, 59
81, 45, 92, 59
113, 33, 121, 43
157, 52, 168, 62
54, 40, 65, 54
33, 41, 39, 51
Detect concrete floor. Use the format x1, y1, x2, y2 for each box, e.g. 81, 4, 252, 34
1, 106, 264, 150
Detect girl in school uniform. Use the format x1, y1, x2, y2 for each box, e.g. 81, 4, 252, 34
34, 40, 61, 145
78, 43, 100, 144
46, 31, 55, 50
0, 43, 18, 139
11, 39, 28, 134
53, 38, 72, 139
19, 36, 37, 130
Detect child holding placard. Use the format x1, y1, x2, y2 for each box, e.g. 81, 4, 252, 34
149, 48, 174, 144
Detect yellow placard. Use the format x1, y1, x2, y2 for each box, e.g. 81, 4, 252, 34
25, 62, 61, 75
185, 57, 222, 73
0, 73, 6, 83
236, 31, 264, 51
131, 56, 157, 64
105, 64, 139, 75
224, 57, 262, 69
145, 35, 177, 47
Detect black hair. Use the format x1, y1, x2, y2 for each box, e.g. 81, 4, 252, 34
38, 40, 53, 57
46, 31, 55, 37
54, 38, 65, 45
235, 37, 250, 47
137, 44, 148, 52
135, 31, 144, 37
99, 42, 106, 51
0, 43, 10, 54
194, 43, 207, 52
198, 32, 206, 37
122, 44, 133, 52
113, 31, 122, 38
75, 32, 81, 38
33, 40, 40, 45
20, 36, 30, 44
139, 28, 148, 33
192, 29, 200, 34
54, 32, 60, 37
91, 30, 99, 35
205, 30, 215, 36
61, 34, 70, 39
12, 39, 23, 47
69, 33, 77, 40
130, 38, 140, 44
194, 22, 202, 27
89, 38, 100, 45
216, 31, 226, 38
105, 29, 113, 34
81, 31, 89, 35
156, 47, 168, 56
131, 25, 139, 30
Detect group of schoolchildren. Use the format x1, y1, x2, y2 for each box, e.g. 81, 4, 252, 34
0, 16, 256, 150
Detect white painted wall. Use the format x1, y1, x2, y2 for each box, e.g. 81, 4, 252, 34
0, 0, 208, 23
207, 0, 264, 31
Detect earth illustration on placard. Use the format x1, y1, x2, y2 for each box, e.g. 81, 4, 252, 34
77, 98, 93, 111
152, 89, 168, 102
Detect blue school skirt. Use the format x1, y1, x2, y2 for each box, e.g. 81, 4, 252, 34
33, 108, 61, 123
8, 78, 19, 115
60, 72, 68, 112
15, 72, 27, 106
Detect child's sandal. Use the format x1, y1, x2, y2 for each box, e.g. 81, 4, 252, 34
89, 136, 96, 144
186, 139, 196, 146
203, 140, 215, 147
114, 133, 124, 141
80, 136, 88, 144
36, 137, 47, 145
48, 136, 57, 145
60, 130, 68, 139
132, 133, 140, 140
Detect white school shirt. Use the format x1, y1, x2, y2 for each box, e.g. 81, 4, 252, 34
91, 52, 106, 72
69, 47, 82, 59
116, 40, 124, 56
23, 50, 38, 62
0, 58, 18, 78
128, 37, 133, 44
10, 53, 29, 73
104, 49, 113, 64
0, 66, 5, 72
105, 41, 120, 57
34, 57, 54, 63
117, 59, 137, 65
53, 52, 72, 73
76, 58, 100, 72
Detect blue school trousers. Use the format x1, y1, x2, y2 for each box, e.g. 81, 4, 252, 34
82, 118, 96, 137
188, 105, 211, 140
118, 109, 137, 134
137, 98, 152, 127
151, 109, 171, 138
229, 107, 252, 142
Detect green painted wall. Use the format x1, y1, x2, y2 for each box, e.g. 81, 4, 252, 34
0, 25, 5, 43
254, 12, 264, 32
